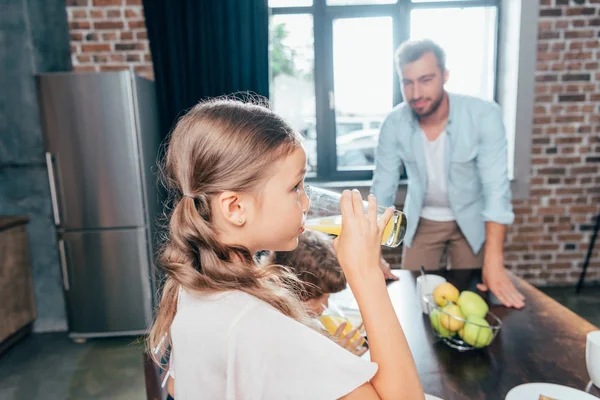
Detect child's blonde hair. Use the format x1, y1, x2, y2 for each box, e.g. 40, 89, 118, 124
148, 98, 310, 365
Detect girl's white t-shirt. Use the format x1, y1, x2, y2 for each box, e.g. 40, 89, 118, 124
169, 289, 378, 400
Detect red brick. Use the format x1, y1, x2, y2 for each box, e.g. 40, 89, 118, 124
120, 31, 134, 40
565, 7, 596, 16
537, 207, 566, 215
94, 21, 124, 30
102, 32, 118, 41
100, 65, 129, 71
558, 234, 583, 241
107, 10, 122, 18
93, 0, 123, 5
81, 43, 111, 52
70, 32, 84, 41
76, 54, 92, 63
71, 9, 87, 19
126, 53, 141, 62
548, 262, 571, 269
69, 21, 91, 30
90, 10, 104, 19
125, 8, 141, 18
565, 30, 595, 39
554, 156, 581, 164
532, 158, 550, 165
74, 65, 96, 72
126, 0, 142, 4
565, 51, 593, 60
128, 19, 146, 29
570, 206, 599, 213
534, 244, 561, 251
92, 54, 109, 63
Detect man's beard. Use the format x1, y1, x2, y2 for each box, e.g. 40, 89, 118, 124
411, 90, 445, 119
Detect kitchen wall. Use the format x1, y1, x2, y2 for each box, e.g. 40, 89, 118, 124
0, 0, 72, 331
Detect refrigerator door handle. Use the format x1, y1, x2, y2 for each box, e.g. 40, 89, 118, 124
58, 239, 70, 291
45, 152, 61, 226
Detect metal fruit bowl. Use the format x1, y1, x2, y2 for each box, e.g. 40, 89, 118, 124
423, 294, 502, 352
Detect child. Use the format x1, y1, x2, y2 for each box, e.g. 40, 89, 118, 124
267, 229, 367, 356
149, 98, 424, 399
268, 229, 346, 316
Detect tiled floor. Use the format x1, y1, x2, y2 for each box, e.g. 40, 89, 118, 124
0, 333, 147, 400
1, 285, 599, 400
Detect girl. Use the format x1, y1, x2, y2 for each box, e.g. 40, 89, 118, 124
149, 98, 424, 400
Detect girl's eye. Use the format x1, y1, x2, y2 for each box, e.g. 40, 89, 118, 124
293, 180, 304, 192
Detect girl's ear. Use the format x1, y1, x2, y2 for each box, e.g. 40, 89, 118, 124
216, 191, 249, 226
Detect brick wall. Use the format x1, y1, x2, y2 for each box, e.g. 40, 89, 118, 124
504, 0, 599, 286
66, 0, 153, 80
65, 0, 600, 286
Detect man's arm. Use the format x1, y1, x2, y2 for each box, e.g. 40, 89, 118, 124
475, 105, 525, 309
371, 117, 402, 208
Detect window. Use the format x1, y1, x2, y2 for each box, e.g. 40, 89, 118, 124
269, 0, 500, 182
410, 7, 497, 101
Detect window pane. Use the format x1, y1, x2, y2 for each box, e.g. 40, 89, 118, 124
410, 7, 497, 101
412, 0, 477, 2
327, 0, 395, 5
332, 17, 393, 170
269, 14, 316, 172
269, 0, 312, 7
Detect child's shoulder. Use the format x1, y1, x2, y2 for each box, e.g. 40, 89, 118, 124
171, 291, 265, 341
179, 289, 263, 314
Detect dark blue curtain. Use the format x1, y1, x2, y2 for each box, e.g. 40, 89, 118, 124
143, 0, 270, 140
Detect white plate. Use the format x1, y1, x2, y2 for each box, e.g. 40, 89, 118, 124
425, 394, 444, 400
505, 382, 597, 400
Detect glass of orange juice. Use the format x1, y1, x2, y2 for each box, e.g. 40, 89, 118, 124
304, 185, 406, 248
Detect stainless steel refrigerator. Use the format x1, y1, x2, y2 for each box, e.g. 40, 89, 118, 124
36, 71, 162, 339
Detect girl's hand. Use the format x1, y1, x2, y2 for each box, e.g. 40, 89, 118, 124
332, 321, 368, 357
333, 190, 394, 281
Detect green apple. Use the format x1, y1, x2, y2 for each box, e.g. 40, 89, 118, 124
459, 315, 494, 348
458, 291, 488, 318
429, 309, 454, 338
440, 303, 465, 332
433, 282, 460, 307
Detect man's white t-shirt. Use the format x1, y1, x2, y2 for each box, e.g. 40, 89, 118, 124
169, 289, 378, 400
421, 130, 455, 222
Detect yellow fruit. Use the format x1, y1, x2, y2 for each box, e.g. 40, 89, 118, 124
319, 315, 364, 346
430, 309, 454, 338
440, 303, 465, 332
433, 282, 460, 307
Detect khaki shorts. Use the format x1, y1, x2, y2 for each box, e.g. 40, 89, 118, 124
401, 218, 484, 271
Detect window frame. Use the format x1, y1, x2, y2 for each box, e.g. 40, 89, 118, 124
269, 0, 502, 183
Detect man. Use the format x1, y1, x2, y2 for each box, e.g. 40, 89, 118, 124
371, 39, 524, 309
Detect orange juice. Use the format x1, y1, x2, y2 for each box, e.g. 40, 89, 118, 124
305, 212, 406, 247
319, 315, 365, 347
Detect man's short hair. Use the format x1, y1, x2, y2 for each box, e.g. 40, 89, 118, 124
395, 39, 446, 73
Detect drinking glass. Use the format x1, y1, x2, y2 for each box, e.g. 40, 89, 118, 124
304, 185, 407, 248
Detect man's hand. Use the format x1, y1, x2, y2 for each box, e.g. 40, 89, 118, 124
379, 257, 399, 281
477, 255, 525, 309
